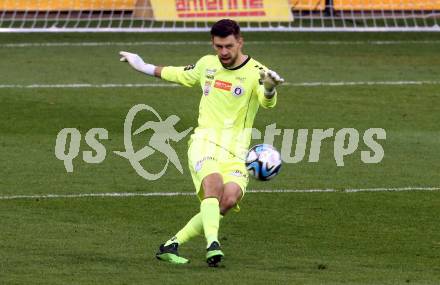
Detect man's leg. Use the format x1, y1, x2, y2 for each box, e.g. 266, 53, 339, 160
156, 137, 208, 265
201, 173, 224, 266
157, 212, 225, 264
165, 212, 225, 247
164, 181, 240, 247
157, 140, 227, 266
156, 173, 224, 265
172, 213, 203, 245
201, 173, 223, 245
156, 212, 203, 264
201, 181, 243, 267
157, 181, 242, 265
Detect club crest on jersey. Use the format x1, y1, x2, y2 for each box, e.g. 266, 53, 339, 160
232, 85, 244, 97
214, 80, 232, 91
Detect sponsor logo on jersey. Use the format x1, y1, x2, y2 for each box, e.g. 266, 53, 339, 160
204, 81, 212, 96
232, 85, 244, 97
205, 68, 216, 80
195, 156, 216, 172
235, 76, 246, 83
214, 80, 232, 91
229, 169, 247, 178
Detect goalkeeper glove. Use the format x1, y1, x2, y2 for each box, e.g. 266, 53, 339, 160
119, 51, 156, 76
259, 69, 285, 97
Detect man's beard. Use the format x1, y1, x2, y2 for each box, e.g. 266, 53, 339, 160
220, 54, 238, 68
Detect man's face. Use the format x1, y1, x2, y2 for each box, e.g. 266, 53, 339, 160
212, 35, 243, 68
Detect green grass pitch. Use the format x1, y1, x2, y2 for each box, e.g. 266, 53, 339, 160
0, 32, 439, 284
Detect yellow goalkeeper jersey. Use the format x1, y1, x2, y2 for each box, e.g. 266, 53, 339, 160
161, 55, 277, 158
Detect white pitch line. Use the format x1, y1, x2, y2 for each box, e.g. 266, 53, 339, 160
0, 83, 180, 89
0, 187, 438, 200
284, 81, 440, 87
0, 192, 195, 200
1, 40, 440, 48
1, 80, 439, 89
345, 186, 440, 193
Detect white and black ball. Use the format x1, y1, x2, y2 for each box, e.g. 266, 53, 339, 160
245, 144, 282, 181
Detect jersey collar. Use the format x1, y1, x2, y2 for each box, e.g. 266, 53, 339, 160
224, 55, 251, 71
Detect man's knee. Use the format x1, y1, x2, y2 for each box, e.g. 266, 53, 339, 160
202, 173, 224, 199
220, 195, 238, 214
219, 183, 243, 214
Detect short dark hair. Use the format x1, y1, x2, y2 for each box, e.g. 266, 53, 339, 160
210, 19, 241, 38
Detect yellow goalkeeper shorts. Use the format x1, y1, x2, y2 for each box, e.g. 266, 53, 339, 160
188, 138, 249, 208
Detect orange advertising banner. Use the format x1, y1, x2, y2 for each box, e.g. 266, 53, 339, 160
333, 0, 440, 10
1, 0, 137, 11
150, 0, 293, 21
290, 0, 440, 11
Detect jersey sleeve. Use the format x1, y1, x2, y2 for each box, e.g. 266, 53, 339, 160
160, 57, 204, 87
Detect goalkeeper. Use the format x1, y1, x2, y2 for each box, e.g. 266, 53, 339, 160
119, 19, 284, 267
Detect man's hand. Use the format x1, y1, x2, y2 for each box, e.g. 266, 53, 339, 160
119, 51, 156, 76
259, 70, 284, 96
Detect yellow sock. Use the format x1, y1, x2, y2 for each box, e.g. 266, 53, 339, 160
201, 197, 220, 248
164, 213, 223, 246
174, 213, 203, 245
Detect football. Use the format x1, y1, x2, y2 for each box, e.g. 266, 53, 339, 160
245, 144, 282, 181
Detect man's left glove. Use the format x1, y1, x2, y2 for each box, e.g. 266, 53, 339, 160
260, 69, 285, 96
119, 51, 156, 76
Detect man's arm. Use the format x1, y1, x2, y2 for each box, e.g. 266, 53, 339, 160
119, 51, 201, 87
119, 51, 160, 76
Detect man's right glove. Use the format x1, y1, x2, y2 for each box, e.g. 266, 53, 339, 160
119, 51, 156, 76
259, 69, 285, 96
